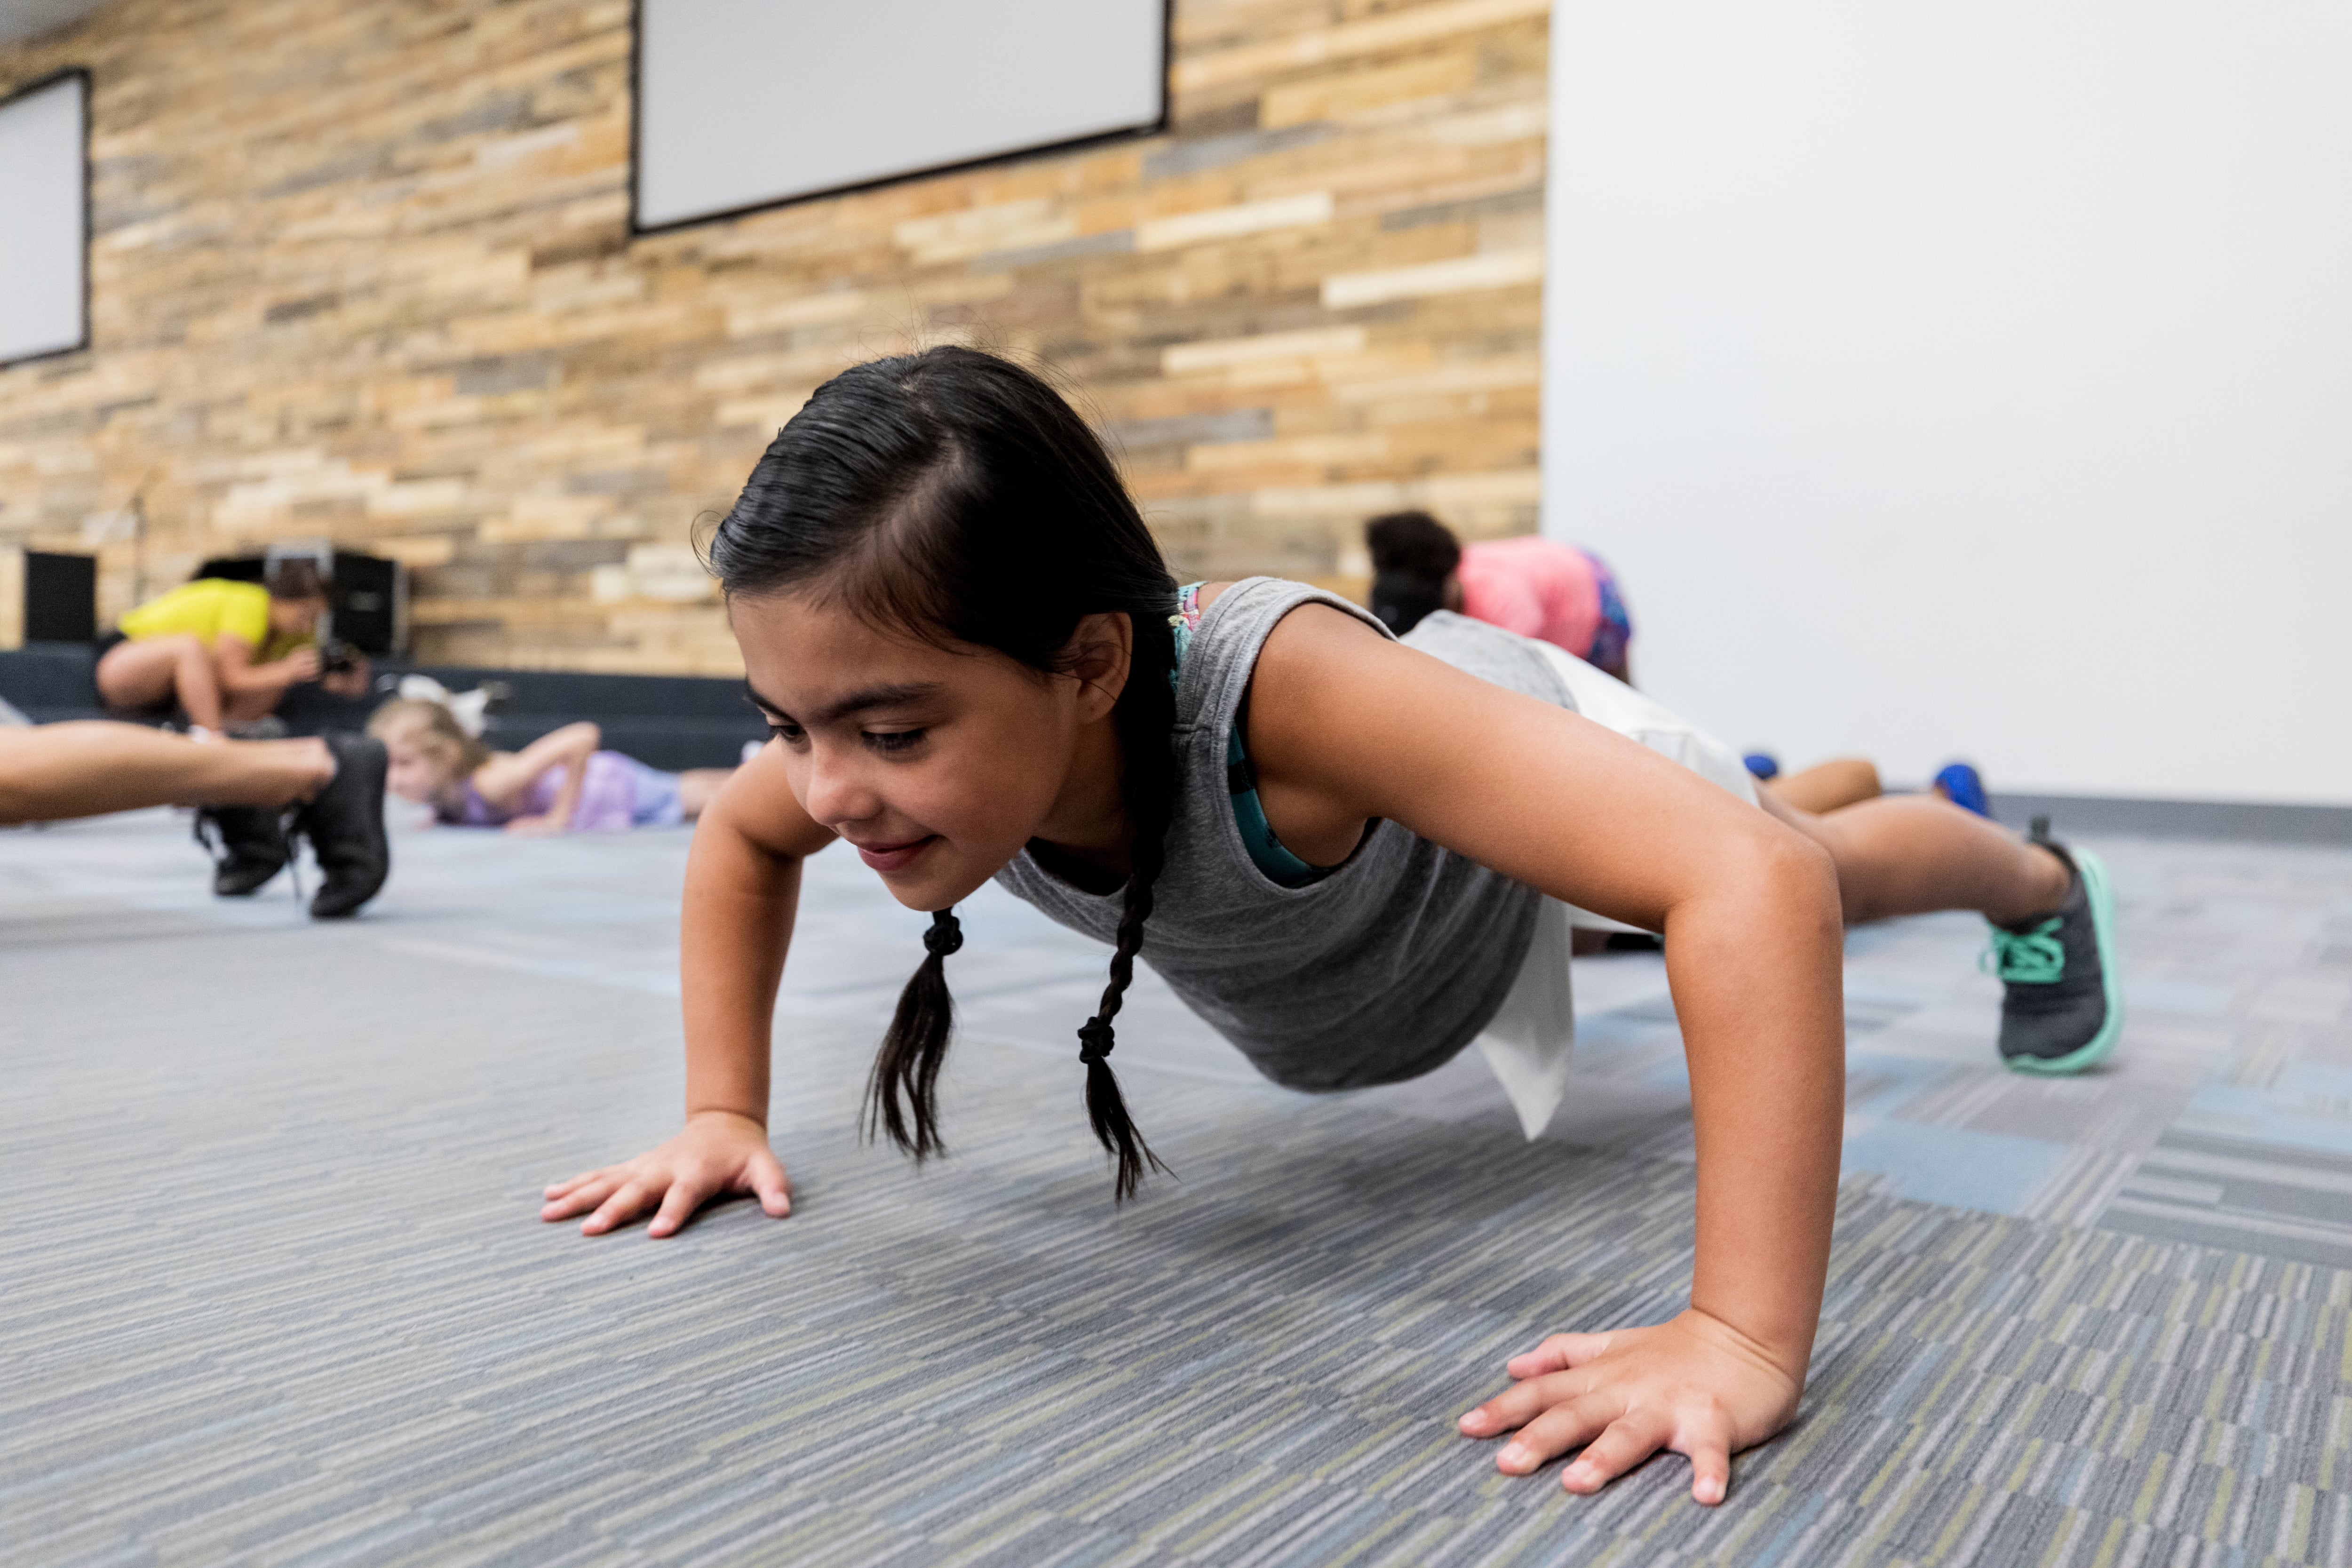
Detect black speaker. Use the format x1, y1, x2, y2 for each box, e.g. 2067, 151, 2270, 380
24, 551, 96, 643
329, 551, 403, 655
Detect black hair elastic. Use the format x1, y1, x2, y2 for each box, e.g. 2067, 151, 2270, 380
1077, 1018, 1114, 1064
923, 909, 963, 957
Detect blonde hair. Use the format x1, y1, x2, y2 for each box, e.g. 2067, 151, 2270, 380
367, 697, 491, 784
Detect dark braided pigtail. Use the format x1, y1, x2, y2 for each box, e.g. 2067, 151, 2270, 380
1076, 611, 1179, 1202
863, 908, 963, 1159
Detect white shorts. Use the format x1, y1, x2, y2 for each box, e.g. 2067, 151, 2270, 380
1475, 642, 1757, 1139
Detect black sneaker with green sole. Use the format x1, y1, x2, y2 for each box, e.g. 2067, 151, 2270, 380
1986, 818, 2123, 1075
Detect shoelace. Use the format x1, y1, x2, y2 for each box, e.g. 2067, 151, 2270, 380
1982, 917, 2066, 984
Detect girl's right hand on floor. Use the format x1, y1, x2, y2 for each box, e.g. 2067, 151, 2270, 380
1455, 1308, 1804, 1504
539, 1110, 793, 1237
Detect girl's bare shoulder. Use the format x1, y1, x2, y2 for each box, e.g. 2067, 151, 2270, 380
1247, 597, 1412, 747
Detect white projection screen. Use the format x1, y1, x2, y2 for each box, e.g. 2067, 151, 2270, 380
633, 0, 1168, 231
0, 69, 88, 366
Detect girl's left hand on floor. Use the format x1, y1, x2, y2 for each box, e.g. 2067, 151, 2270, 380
1456, 1308, 1804, 1505
503, 814, 565, 837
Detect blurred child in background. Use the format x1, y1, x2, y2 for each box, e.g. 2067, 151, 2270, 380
368, 696, 733, 835
1367, 511, 1634, 682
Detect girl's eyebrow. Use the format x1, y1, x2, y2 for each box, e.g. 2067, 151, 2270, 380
743, 679, 941, 724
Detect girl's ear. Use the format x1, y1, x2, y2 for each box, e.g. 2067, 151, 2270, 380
1064, 612, 1133, 720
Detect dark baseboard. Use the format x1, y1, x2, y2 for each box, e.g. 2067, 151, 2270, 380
1987, 792, 2352, 846
0, 645, 767, 772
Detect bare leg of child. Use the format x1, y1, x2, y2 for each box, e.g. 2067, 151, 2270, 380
1756, 788, 2070, 926
95, 635, 226, 730
0, 722, 335, 824
674, 768, 734, 821
1764, 757, 1882, 815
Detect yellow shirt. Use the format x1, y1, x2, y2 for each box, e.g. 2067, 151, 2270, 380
118, 579, 276, 651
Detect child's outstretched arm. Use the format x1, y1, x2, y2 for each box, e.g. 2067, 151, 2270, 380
540, 743, 838, 1235
1247, 607, 1845, 1506
480, 721, 600, 835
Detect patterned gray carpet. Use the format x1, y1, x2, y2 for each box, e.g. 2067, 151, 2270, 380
4, 812, 2350, 1566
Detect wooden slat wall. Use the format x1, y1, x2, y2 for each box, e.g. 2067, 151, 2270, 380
0, 0, 1546, 674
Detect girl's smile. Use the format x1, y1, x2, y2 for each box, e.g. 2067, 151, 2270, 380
848, 834, 938, 875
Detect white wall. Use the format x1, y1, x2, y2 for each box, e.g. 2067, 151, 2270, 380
0, 71, 86, 365
1542, 0, 2352, 805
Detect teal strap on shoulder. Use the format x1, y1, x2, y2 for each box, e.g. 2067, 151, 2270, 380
1224, 722, 1327, 888
1171, 583, 1329, 890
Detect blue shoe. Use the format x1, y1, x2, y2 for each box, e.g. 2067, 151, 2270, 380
1985, 819, 2122, 1075
1934, 762, 1989, 817
1743, 752, 1780, 781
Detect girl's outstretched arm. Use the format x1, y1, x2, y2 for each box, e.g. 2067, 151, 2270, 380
1247, 606, 1845, 1505
540, 743, 838, 1235
479, 721, 600, 834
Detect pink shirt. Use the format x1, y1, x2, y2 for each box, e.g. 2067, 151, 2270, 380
1454, 536, 1604, 658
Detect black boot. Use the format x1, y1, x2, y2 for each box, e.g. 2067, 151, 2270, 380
193, 805, 291, 896
294, 733, 391, 919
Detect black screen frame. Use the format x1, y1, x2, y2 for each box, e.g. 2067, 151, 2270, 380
625, 0, 1173, 239
0, 66, 93, 369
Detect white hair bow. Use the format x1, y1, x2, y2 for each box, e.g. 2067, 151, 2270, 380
397, 674, 493, 738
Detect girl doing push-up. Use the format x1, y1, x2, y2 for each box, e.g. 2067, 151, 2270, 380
542, 348, 2122, 1504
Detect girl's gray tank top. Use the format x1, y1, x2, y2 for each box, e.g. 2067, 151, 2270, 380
991, 576, 1573, 1092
